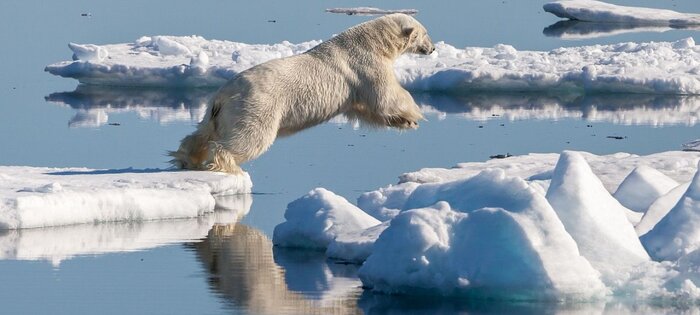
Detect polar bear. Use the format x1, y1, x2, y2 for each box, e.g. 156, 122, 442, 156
171, 13, 434, 173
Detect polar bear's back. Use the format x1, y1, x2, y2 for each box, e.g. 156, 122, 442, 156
213, 52, 356, 134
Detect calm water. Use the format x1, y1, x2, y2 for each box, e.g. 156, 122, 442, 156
1, 0, 699, 314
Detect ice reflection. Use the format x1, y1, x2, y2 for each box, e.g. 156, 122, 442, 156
189, 223, 362, 314
416, 93, 700, 126
45, 85, 215, 127
0, 193, 251, 267
543, 20, 700, 40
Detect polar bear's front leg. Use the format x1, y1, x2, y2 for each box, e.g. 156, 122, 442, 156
371, 84, 424, 129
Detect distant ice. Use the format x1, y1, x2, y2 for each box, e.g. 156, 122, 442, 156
46, 36, 700, 94
684, 139, 700, 151
325, 7, 418, 16
0, 166, 251, 229
544, 0, 700, 26
273, 150, 700, 301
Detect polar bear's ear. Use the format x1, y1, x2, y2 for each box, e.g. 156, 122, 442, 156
402, 27, 415, 38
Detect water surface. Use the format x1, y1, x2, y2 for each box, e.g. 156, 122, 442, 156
1, 0, 699, 313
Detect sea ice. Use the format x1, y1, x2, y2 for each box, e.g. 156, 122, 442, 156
545, 152, 650, 280
0, 166, 251, 229
636, 182, 690, 236
544, 0, 700, 26
613, 165, 679, 213
46, 36, 700, 94
272, 188, 380, 249
273, 149, 700, 301
358, 171, 606, 300
642, 162, 700, 261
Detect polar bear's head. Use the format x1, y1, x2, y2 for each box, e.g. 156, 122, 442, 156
387, 14, 434, 55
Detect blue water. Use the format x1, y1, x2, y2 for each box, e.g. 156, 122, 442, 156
1, 0, 699, 313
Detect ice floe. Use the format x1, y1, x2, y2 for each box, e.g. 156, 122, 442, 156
325, 7, 418, 16
46, 36, 700, 94
544, 0, 700, 26
0, 166, 251, 229
273, 150, 700, 301
272, 188, 380, 250
642, 164, 700, 261
613, 166, 678, 213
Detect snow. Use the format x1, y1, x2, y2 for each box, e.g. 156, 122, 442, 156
325, 7, 418, 16
642, 162, 700, 261
46, 36, 700, 94
272, 188, 380, 250
613, 166, 678, 213
545, 152, 649, 280
0, 166, 251, 229
544, 0, 700, 26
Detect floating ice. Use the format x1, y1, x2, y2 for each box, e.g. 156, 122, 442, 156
613, 166, 679, 213
68, 42, 108, 62
544, 0, 700, 26
545, 152, 649, 280
46, 36, 700, 94
358, 170, 607, 300
273, 150, 700, 301
326, 222, 388, 263
0, 166, 251, 229
325, 7, 418, 16
636, 182, 690, 236
272, 188, 380, 249
642, 162, 700, 261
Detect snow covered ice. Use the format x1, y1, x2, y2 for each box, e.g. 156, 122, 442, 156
544, 0, 700, 26
273, 150, 700, 301
46, 36, 700, 94
0, 166, 251, 229
272, 188, 380, 250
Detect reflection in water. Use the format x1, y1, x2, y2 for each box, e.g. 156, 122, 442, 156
543, 20, 700, 40
47, 86, 700, 128
45, 85, 216, 127
189, 223, 362, 314
189, 223, 698, 314
416, 93, 700, 126
0, 193, 251, 267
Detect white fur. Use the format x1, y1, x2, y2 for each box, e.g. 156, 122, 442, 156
171, 14, 434, 173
